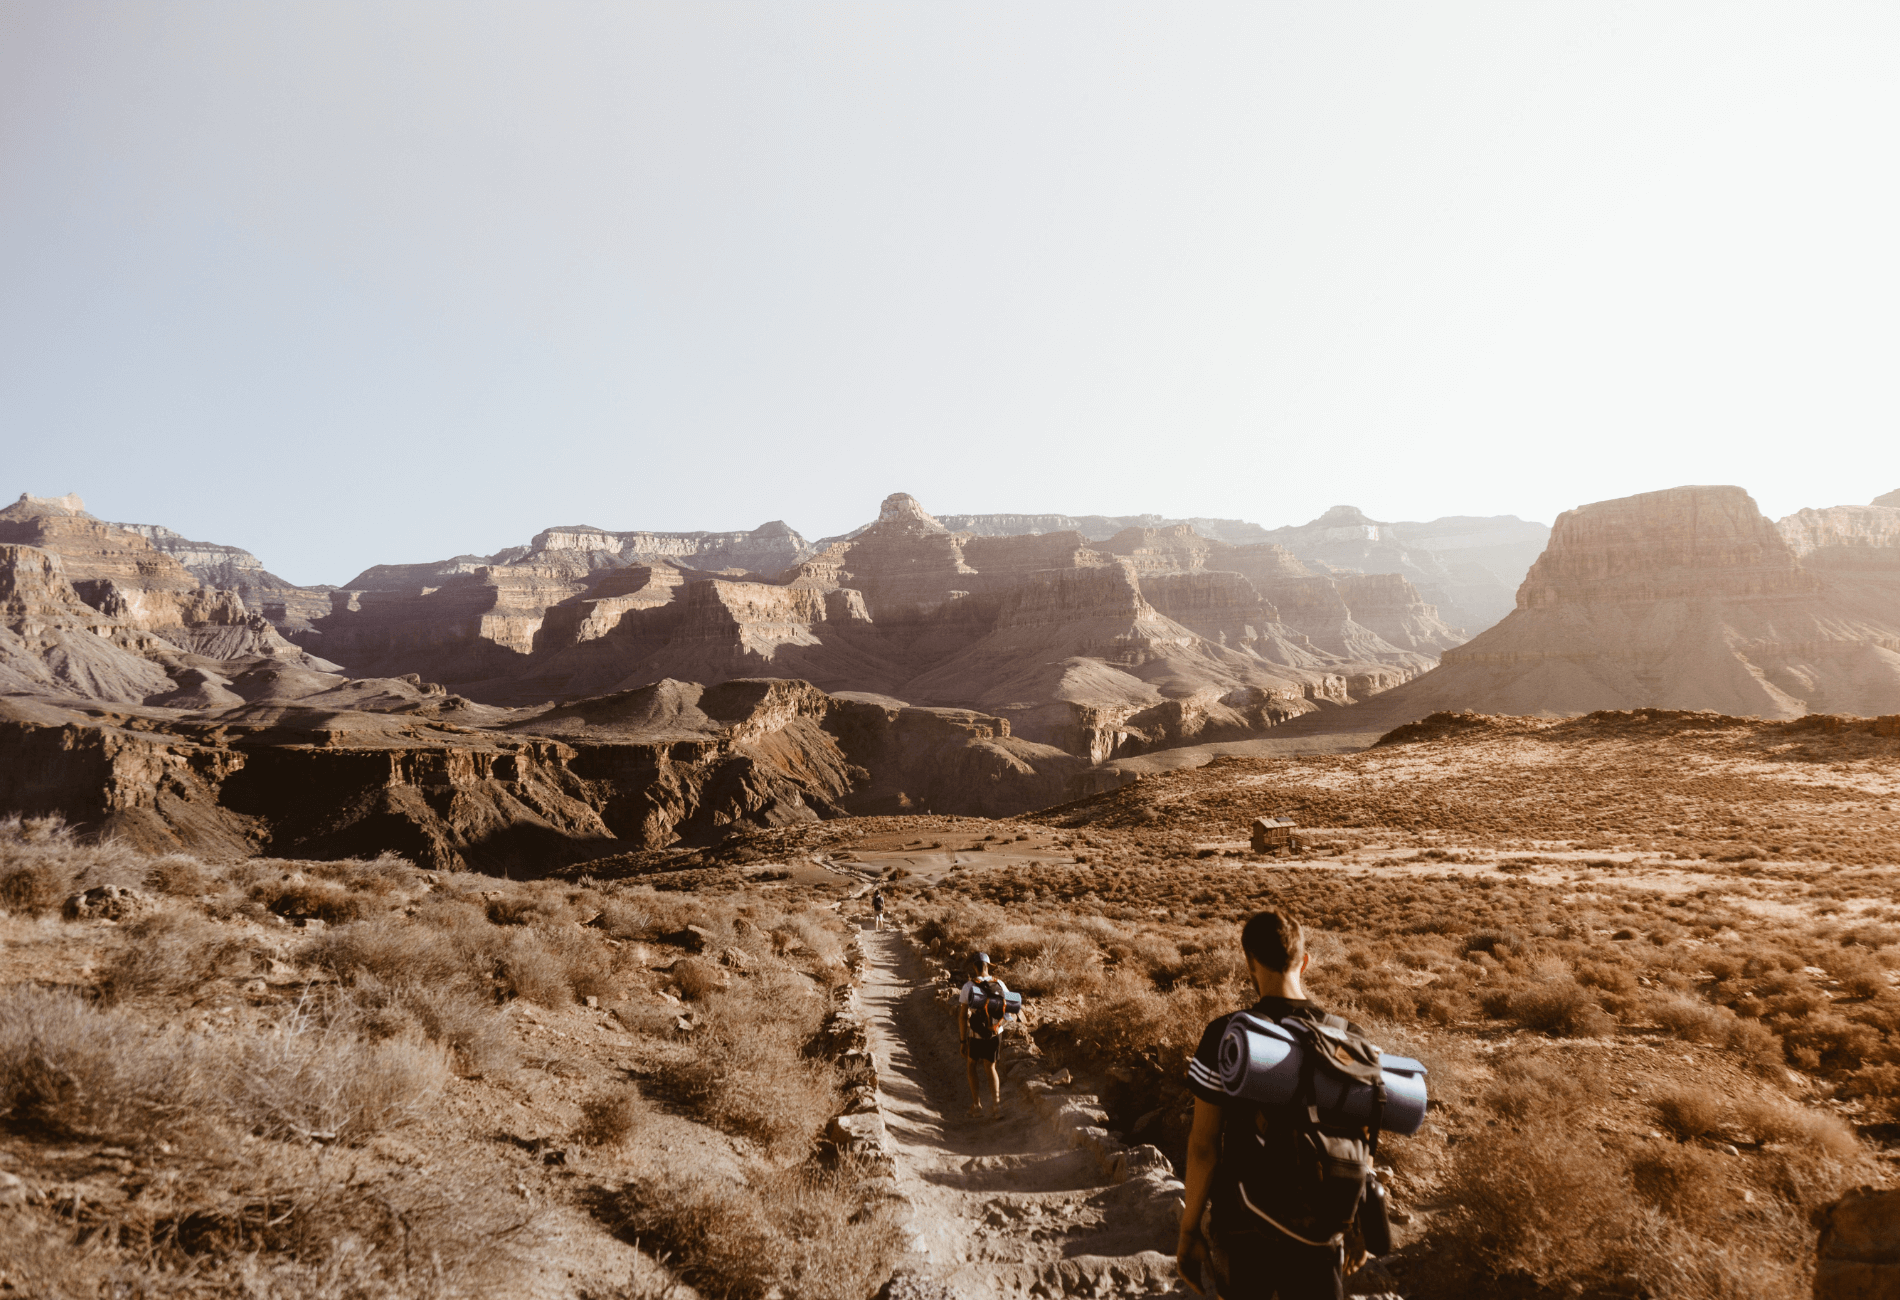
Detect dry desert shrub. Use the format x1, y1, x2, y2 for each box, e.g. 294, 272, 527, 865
608, 1160, 905, 1300
1439, 1117, 1643, 1285
143, 851, 211, 897
1651, 1086, 1728, 1140
1627, 1140, 1733, 1223
1506, 978, 1614, 1038
1484, 1053, 1597, 1121
1649, 992, 1735, 1044
1010, 929, 1103, 996
0, 985, 202, 1143
1732, 1092, 1861, 1162
97, 908, 249, 1003
1839, 1061, 1900, 1118
671, 956, 726, 1001
1827, 944, 1889, 997
593, 897, 655, 939
308, 914, 469, 987
574, 1084, 653, 1148
227, 998, 448, 1145
3, 1153, 537, 1299
0, 815, 150, 916
1068, 969, 1239, 1085
663, 971, 837, 1154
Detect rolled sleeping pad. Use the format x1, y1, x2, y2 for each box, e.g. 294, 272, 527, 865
1216, 1014, 1428, 1135
985, 990, 1024, 1021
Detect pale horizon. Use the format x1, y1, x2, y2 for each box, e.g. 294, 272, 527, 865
5, 3, 1898, 585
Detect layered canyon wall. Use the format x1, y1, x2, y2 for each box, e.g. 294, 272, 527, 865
1306, 485, 1900, 730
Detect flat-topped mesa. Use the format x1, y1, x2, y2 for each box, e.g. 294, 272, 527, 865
1776, 503, 1900, 574
1097, 525, 1229, 576
935, 509, 1275, 545
1218, 543, 1310, 584
1330, 483, 1900, 727
1518, 485, 1820, 607
525, 519, 812, 575
1305, 505, 1386, 542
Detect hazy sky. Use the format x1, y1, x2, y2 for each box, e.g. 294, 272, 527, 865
3, 4, 1897, 585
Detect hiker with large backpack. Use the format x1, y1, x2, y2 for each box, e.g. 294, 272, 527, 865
1176, 910, 1422, 1299
957, 952, 1012, 1121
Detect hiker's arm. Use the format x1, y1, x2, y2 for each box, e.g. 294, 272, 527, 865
1176, 1098, 1223, 1291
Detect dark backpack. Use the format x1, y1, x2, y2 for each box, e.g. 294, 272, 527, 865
969, 979, 1008, 1038
1228, 1012, 1385, 1245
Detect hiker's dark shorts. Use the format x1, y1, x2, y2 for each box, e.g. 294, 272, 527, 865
965, 1035, 998, 1062
1208, 1221, 1342, 1300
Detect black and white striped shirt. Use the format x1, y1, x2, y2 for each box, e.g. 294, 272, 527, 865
1186, 997, 1327, 1105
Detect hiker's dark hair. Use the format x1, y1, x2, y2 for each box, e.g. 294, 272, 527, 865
1240, 910, 1305, 973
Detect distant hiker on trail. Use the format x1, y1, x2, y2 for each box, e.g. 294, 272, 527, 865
958, 952, 1009, 1120
1178, 910, 1379, 1300
871, 888, 886, 931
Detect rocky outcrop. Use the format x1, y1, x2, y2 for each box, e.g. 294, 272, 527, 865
1298, 485, 1900, 731
1813, 1185, 1900, 1300
0, 545, 179, 703
0, 499, 340, 709
1873, 489, 1900, 509
0, 495, 246, 635
107, 520, 333, 632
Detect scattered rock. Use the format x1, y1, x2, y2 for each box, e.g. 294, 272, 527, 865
61, 885, 149, 922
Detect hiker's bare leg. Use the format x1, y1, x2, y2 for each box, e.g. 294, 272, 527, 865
966, 1052, 982, 1109
984, 1060, 1002, 1115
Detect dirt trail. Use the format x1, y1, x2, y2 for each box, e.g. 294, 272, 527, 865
856, 929, 1182, 1299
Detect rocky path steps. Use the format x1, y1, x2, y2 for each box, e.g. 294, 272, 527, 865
854, 929, 1186, 1299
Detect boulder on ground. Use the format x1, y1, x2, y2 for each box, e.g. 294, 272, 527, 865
1815, 1185, 1900, 1300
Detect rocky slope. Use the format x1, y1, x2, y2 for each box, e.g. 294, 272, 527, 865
0, 675, 1085, 871
0, 494, 339, 703
1287, 484, 1900, 730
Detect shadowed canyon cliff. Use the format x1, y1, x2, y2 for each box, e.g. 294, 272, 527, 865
0, 489, 1463, 867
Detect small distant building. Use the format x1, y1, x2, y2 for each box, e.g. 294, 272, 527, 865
1251, 816, 1298, 855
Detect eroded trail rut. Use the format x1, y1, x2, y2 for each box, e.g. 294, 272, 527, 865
857, 930, 1182, 1299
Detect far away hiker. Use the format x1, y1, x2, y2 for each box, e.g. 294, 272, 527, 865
958, 951, 1009, 1120
1177, 910, 1380, 1300
871, 888, 885, 930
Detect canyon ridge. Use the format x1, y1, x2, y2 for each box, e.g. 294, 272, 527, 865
4, 485, 1898, 867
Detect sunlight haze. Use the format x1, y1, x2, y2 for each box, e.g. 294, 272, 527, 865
2, 3, 1896, 584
